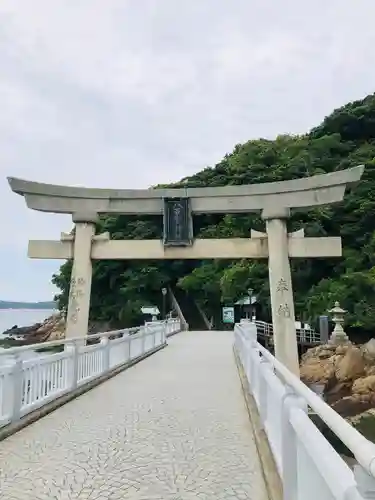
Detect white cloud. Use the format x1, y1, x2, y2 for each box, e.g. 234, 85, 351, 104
0, 0, 375, 301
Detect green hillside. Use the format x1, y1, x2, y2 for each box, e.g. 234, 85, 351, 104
52, 93, 375, 334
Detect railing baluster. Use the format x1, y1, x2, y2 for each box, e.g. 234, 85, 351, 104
258, 358, 269, 427
65, 343, 78, 390
141, 331, 146, 354
47, 364, 50, 395
52, 362, 56, 393
35, 364, 40, 403
36, 364, 40, 401
100, 337, 110, 373
9, 355, 23, 422
30, 367, 35, 404
43, 365, 47, 397
58, 359, 62, 389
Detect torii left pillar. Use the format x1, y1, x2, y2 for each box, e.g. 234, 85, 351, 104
65, 213, 97, 340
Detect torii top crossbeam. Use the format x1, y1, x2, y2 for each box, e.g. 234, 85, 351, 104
8, 165, 364, 215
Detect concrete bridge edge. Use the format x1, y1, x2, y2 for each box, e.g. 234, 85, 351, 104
234, 348, 283, 500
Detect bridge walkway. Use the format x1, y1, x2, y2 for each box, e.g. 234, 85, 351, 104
0, 330, 269, 500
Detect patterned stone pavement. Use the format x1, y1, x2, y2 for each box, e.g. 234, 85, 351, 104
0, 331, 269, 500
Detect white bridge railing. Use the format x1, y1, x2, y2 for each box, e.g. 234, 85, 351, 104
234, 321, 375, 500
0, 318, 180, 429
145, 318, 181, 337
254, 320, 321, 344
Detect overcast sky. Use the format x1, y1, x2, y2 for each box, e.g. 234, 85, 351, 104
1, 0, 375, 302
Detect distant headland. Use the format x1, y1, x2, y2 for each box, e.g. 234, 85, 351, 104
0, 300, 56, 310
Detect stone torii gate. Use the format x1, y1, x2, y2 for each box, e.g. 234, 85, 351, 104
8, 165, 364, 376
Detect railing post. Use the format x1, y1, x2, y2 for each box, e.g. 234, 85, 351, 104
100, 337, 110, 372
249, 348, 259, 395
123, 335, 130, 361
130, 335, 134, 359
245, 338, 253, 382
65, 342, 78, 390
9, 355, 23, 422
246, 324, 257, 380
161, 322, 167, 344
258, 357, 271, 427
141, 329, 146, 354
354, 465, 375, 499
281, 388, 308, 500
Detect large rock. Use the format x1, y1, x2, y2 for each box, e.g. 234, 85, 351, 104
300, 344, 346, 385
362, 339, 375, 363
300, 357, 336, 384
335, 346, 366, 382
352, 375, 375, 395
300, 341, 375, 421
1, 314, 117, 347
49, 317, 66, 340
331, 394, 375, 417
1, 314, 66, 346
3, 323, 42, 337
324, 379, 352, 405
301, 344, 337, 363
365, 365, 375, 376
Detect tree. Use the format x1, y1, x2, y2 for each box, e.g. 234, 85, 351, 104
53, 93, 375, 335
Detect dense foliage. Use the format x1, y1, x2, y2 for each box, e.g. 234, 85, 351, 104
53, 94, 375, 333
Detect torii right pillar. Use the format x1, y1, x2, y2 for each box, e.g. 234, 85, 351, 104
262, 207, 300, 376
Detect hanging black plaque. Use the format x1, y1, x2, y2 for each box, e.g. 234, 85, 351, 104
163, 197, 193, 246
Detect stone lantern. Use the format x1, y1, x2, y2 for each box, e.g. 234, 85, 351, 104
328, 301, 349, 345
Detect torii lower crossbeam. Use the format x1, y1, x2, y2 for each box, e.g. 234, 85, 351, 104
28, 236, 341, 260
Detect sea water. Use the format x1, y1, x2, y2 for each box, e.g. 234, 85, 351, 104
0, 309, 55, 362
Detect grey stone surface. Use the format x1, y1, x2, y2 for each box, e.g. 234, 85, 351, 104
65, 221, 95, 339
0, 331, 269, 500
28, 235, 342, 261
265, 216, 299, 375
8, 165, 364, 215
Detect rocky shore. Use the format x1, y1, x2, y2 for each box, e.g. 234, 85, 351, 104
1, 313, 66, 347
0, 314, 112, 347
300, 340, 375, 450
